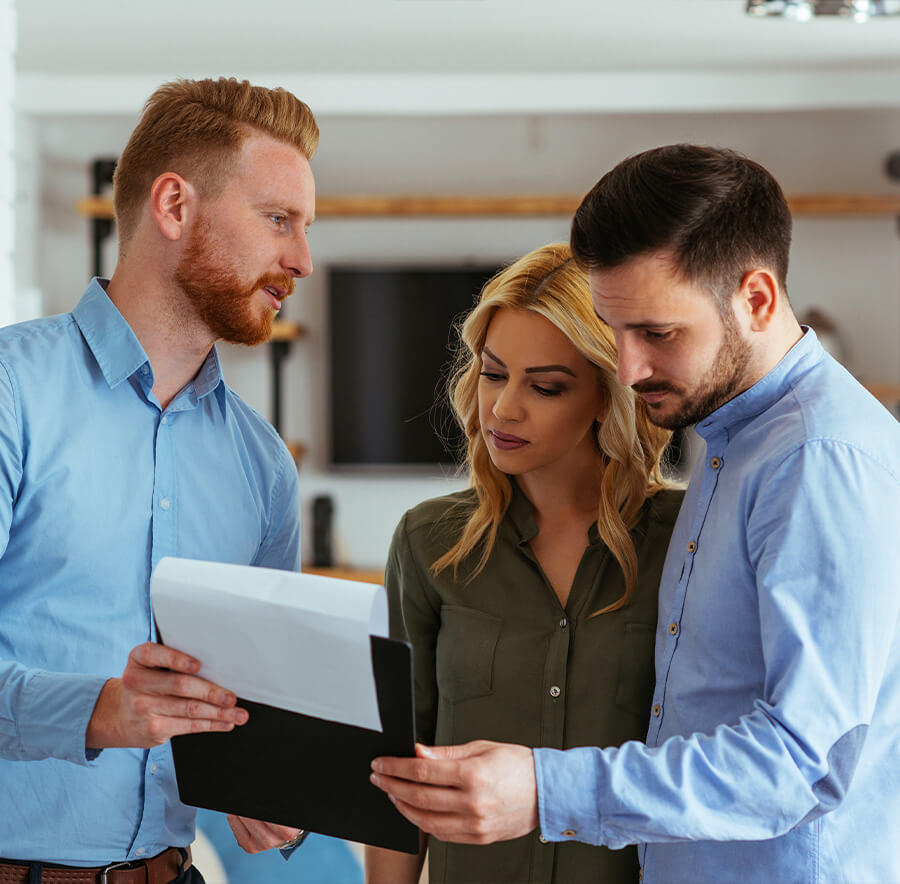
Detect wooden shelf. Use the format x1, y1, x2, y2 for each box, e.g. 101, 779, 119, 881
302, 566, 384, 585
285, 441, 307, 464
865, 383, 900, 404
270, 319, 305, 342
78, 193, 900, 220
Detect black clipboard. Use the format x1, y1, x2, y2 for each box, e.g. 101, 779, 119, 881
170, 635, 419, 853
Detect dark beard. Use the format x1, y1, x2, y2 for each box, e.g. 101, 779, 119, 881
174, 215, 294, 346
635, 313, 753, 430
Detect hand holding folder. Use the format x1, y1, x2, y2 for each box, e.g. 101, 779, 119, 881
150, 557, 420, 854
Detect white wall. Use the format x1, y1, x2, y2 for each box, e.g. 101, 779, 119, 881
0, 0, 14, 327
21, 107, 900, 567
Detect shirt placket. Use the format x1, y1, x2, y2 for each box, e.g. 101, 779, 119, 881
536, 555, 578, 883
648, 427, 727, 745
129, 404, 180, 857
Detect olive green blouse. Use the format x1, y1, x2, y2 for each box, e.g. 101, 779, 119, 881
385, 482, 684, 884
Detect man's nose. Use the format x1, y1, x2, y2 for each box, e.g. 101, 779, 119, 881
283, 232, 313, 279
616, 337, 653, 387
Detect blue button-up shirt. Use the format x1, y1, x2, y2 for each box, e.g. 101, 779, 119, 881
0, 280, 300, 864
534, 329, 900, 883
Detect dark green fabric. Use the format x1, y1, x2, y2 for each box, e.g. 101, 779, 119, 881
386, 483, 684, 884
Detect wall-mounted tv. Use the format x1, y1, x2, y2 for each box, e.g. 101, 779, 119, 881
328, 265, 500, 469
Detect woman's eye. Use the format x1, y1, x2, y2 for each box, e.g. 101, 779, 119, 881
533, 385, 562, 397
479, 371, 505, 382
645, 330, 673, 341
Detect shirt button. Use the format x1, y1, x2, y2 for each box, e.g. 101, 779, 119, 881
668, 622, 678, 636
161, 415, 169, 425
150, 762, 159, 774
710, 456, 722, 469
559, 617, 568, 629
135, 847, 146, 856
549, 685, 561, 698
562, 829, 576, 838
160, 498, 171, 510
687, 540, 697, 553
653, 703, 662, 717
538, 834, 548, 844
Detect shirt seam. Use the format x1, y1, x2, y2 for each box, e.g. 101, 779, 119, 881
0, 357, 23, 456
401, 513, 442, 619
760, 433, 900, 492
256, 442, 291, 560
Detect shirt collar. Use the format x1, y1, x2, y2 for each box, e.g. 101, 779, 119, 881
72, 279, 150, 389
694, 326, 824, 441
505, 478, 603, 547
72, 278, 225, 403
506, 479, 539, 544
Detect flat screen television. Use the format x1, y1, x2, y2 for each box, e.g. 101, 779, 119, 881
328, 265, 500, 469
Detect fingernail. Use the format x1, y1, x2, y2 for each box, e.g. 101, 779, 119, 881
372, 759, 383, 773
370, 773, 381, 786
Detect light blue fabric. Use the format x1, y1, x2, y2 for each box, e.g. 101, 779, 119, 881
197, 810, 362, 883
534, 329, 900, 883
0, 280, 301, 865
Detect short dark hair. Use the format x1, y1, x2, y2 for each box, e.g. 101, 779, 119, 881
570, 144, 792, 308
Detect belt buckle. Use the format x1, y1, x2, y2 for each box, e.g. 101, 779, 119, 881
99, 861, 131, 884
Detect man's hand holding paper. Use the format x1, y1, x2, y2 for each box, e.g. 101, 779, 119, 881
86, 641, 249, 750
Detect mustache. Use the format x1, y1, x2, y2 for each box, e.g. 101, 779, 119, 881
254, 273, 296, 300
632, 382, 680, 395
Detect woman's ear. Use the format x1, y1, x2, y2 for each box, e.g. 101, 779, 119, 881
149, 172, 195, 241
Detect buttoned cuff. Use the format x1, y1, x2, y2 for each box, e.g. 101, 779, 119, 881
534, 746, 612, 848
18, 670, 108, 765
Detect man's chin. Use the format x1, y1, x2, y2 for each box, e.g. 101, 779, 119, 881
217, 316, 273, 347
641, 398, 694, 431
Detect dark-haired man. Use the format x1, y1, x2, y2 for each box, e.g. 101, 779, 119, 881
0, 78, 316, 878
372, 144, 900, 883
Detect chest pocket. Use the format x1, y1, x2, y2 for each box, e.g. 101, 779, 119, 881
615, 621, 657, 720
435, 605, 502, 703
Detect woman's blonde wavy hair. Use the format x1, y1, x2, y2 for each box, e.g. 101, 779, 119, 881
433, 243, 673, 615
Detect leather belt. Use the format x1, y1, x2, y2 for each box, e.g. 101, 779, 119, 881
0, 847, 191, 884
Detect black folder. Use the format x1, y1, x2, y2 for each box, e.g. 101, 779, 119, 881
170, 635, 419, 853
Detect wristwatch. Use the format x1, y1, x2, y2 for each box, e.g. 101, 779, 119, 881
278, 830, 308, 850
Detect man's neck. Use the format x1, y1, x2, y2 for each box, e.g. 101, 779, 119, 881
106, 263, 216, 411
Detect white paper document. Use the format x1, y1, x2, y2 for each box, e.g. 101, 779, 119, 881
150, 557, 388, 731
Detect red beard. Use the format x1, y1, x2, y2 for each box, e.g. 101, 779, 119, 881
174, 215, 295, 346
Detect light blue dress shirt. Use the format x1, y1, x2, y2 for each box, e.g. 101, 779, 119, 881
534, 329, 900, 883
0, 280, 301, 865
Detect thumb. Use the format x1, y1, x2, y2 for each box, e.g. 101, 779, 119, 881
416, 740, 493, 761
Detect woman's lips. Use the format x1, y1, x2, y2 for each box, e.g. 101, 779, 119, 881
489, 429, 529, 450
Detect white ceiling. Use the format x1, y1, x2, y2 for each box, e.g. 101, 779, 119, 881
14, 0, 900, 115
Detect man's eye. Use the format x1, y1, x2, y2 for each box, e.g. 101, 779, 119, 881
269, 214, 287, 226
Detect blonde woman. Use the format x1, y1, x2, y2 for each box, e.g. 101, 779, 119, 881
366, 244, 683, 884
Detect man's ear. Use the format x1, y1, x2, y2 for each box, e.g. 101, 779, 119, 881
149, 172, 195, 241
737, 268, 779, 333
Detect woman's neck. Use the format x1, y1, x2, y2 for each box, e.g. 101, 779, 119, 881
514, 454, 603, 525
